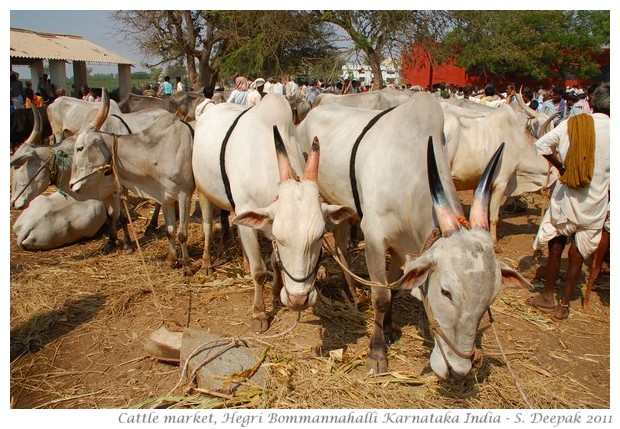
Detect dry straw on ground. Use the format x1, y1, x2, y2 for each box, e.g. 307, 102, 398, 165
10, 195, 610, 409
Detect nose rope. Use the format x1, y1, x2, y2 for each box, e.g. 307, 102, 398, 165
272, 239, 322, 284
70, 164, 111, 187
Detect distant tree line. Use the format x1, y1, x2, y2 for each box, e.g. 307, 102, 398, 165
111, 10, 609, 89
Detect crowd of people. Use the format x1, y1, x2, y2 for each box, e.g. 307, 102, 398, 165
10, 71, 62, 112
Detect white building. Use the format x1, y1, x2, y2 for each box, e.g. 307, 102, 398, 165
341, 57, 400, 86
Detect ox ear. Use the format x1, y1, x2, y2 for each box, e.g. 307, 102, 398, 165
392, 254, 433, 291
499, 261, 533, 290
321, 204, 356, 225
232, 207, 274, 230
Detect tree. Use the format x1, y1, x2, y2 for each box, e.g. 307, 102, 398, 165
443, 10, 610, 83
316, 11, 453, 89
111, 10, 338, 89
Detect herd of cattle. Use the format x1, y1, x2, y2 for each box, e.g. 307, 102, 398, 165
11, 86, 560, 380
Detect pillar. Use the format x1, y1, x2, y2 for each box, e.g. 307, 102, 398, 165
73, 61, 88, 98
117, 64, 132, 99
49, 59, 67, 96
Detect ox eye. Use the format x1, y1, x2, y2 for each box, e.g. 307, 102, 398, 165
76, 146, 83, 152
441, 288, 452, 300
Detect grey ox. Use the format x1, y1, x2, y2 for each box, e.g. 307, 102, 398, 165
296, 92, 531, 379
69, 91, 195, 272
192, 93, 355, 331
440, 101, 558, 242
11, 104, 173, 249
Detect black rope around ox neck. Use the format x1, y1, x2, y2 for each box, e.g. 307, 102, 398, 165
349, 106, 396, 219
219, 107, 253, 210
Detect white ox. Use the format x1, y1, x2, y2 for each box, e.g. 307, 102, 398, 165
296, 92, 531, 379
13, 191, 107, 251
47, 96, 122, 143
11, 105, 172, 210
312, 87, 413, 109
193, 93, 354, 331
441, 102, 558, 241
10, 106, 173, 248
69, 92, 195, 272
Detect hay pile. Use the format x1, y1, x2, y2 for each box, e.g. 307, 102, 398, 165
9, 197, 610, 409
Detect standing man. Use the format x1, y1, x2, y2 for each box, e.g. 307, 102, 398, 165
161, 76, 173, 97
528, 83, 610, 320
175, 76, 185, 93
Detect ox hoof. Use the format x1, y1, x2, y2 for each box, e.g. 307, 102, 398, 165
102, 242, 118, 254
251, 317, 269, 333
384, 326, 401, 345
144, 227, 158, 236
122, 243, 135, 254
366, 356, 388, 375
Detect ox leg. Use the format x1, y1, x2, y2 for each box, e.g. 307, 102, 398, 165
220, 209, 231, 243
161, 203, 180, 268
176, 194, 192, 276
145, 203, 161, 235
364, 230, 392, 374
102, 195, 121, 253
333, 222, 358, 306
270, 250, 284, 309
198, 193, 215, 276
237, 225, 269, 332
117, 209, 135, 252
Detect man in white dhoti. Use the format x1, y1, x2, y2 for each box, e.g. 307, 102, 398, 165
528, 83, 610, 320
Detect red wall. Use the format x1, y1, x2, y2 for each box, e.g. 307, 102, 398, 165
402, 45, 610, 90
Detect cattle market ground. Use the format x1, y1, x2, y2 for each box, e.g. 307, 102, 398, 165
9, 191, 611, 410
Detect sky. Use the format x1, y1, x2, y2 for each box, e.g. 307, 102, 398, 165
9, 10, 151, 78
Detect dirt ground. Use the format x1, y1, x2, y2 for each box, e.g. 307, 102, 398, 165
9, 190, 611, 409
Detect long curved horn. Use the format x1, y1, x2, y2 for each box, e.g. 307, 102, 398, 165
303, 136, 320, 182
273, 125, 297, 182
90, 88, 110, 130
469, 142, 505, 230
516, 88, 537, 119
23, 105, 42, 145
538, 111, 559, 137
427, 136, 461, 236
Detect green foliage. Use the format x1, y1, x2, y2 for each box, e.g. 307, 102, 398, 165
444, 10, 609, 81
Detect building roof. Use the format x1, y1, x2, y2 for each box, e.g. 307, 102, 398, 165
10, 27, 134, 66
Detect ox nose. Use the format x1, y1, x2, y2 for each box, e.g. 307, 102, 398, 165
448, 366, 470, 381
286, 293, 309, 311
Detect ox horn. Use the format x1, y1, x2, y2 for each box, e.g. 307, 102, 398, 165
516, 86, 537, 119
273, 125, 297, 182
24, 105, 42, 146
427, 136, 461, 237
538, 111, 559, 137
303, 136, 320, 182
469, 142, 505, 230
90, 88, 110, 130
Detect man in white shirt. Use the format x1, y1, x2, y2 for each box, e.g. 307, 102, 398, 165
175, 76, 185, 92
528, 83, 610, 320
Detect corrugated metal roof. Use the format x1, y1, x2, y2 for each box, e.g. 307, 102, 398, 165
10, 27, 134, 66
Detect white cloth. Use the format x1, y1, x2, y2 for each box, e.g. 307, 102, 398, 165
176, 81, 185, 92
227, 89, 248, 105
532, 113, 610, 258
272, 82, 284, 95
245, 89, 263, 107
